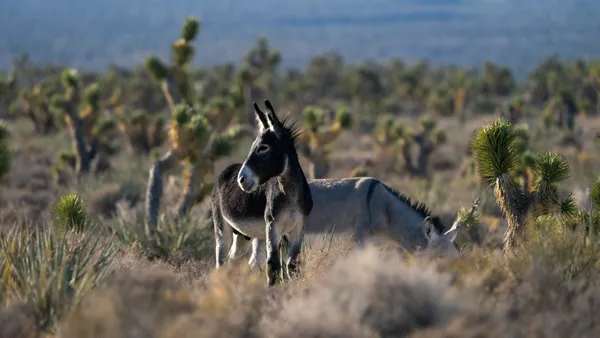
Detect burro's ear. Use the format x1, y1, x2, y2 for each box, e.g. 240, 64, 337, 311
253, 102, 269, 132
264, 99, 283, 130
423, 216, 439, 240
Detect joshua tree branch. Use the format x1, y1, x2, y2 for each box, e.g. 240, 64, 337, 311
161, 74, 181, 118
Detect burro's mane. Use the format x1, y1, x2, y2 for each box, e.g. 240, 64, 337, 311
374, 180, 446, 234
379, 183, 433, 218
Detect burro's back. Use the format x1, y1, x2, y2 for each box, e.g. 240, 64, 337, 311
305, 177, 381, 235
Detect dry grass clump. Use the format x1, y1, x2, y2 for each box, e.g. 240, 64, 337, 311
58, 261, 269, 338
0, 301, 41, 338
416, 217, 600, 337
265, 245, 479, 338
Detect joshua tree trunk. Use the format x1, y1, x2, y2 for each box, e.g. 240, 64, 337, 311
564, 99, 577, 131
146, 151, 179, 226
495, 182, 531, 253
502, 212, 529, 253
416, 145, 434, 177
309, 160, 329, 180
176, 163, 202, 221
305, 151, 329, 179
66, 105, 96, 175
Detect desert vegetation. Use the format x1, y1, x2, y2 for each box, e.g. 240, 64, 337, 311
2, 14, 600, 338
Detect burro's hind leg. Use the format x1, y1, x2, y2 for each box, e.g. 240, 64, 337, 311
285, 219, 306, 280
265, 216, 283, 286
228, 233, 252, 263
213, 201, 233, 269
248, 238, 267, 271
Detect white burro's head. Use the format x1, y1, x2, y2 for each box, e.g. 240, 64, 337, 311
422, 216, 460, 257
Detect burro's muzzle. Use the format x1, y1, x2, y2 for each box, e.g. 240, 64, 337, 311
237, 165, 258, 192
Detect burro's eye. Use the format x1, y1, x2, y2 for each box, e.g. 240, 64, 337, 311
256, 144, 270, 155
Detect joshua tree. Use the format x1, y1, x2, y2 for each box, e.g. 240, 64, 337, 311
145, 16, 200, 114
471, 118, 576, 252
497, 97, 525, 124
143, 17, 246, 227
14, 85, 57, 134
238, 37, 281, 126
145, 104, 245, 226
541, 89, 578, 132
50, 69, 118, 176
115, 108, 166, 154
298, 105, 352, 179
374, 116, 446, 177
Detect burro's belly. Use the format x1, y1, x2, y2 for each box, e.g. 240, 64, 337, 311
223, 209, 304, 239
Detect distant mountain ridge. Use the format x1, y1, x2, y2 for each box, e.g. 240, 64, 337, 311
1, 0, 600, 77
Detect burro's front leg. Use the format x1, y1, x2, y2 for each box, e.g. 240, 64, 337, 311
265, 216, 282, 286
285, 219, 306, 280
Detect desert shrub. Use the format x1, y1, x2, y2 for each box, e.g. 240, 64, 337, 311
0, 226, 116, 332
59, 262, 266, 338
265, 245, 477, 337
506, 216, 600, 283
107, 214, 213, 262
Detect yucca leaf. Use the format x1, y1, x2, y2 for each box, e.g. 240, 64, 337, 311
560, 194, 578, 218
590, 176, 600, 210
471, 118, 518, 183
532, 151, 570, 185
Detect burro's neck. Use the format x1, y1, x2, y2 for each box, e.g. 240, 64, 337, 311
277, 153, 309, 195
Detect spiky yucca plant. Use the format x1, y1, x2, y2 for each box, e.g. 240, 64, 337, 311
52, 193, 90, 233
50, 69, 117, 175
298, 105, 352, 179
0, 226, 116, 331
471, 118, 576, 252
